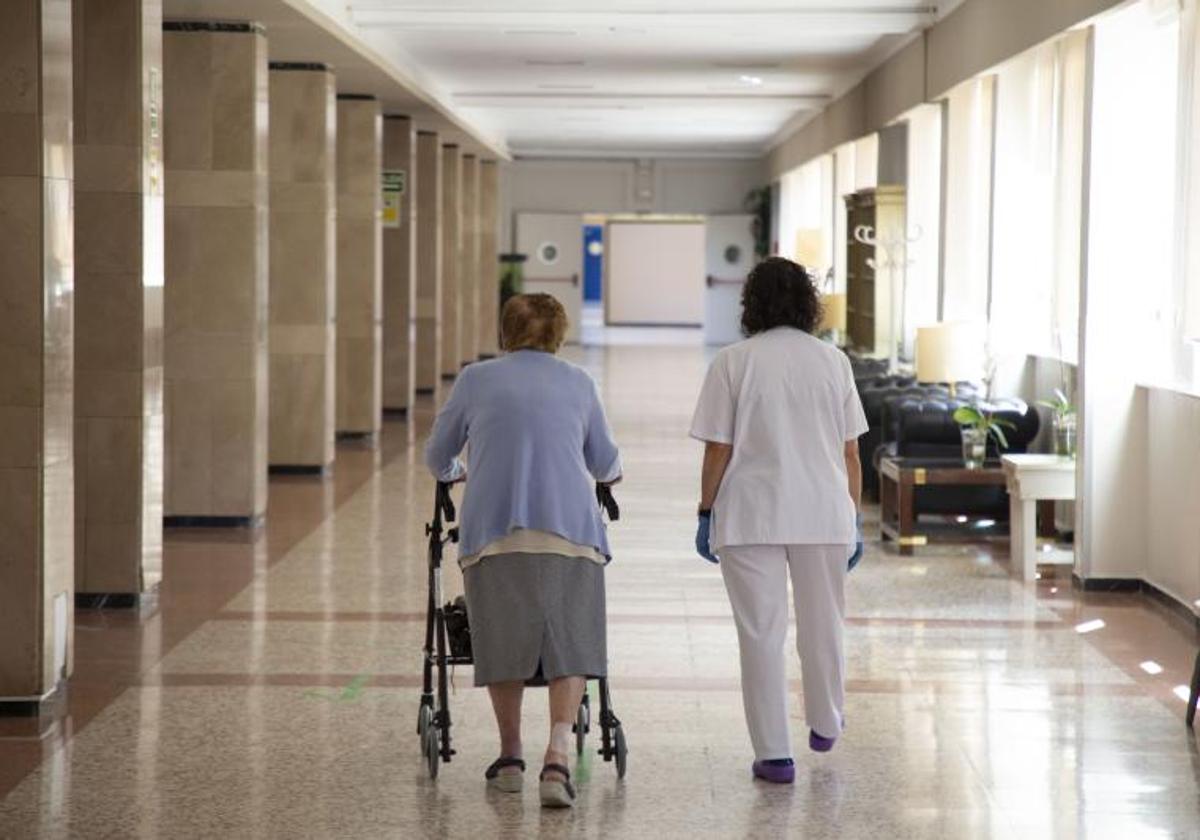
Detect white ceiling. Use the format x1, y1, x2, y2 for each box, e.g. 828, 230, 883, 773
349, 1, 946, 158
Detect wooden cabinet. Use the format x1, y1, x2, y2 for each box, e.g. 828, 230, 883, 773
844, 185, 905, 357
844, 190, 876, 353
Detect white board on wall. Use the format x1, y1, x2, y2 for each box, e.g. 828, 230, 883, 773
605, 221, 706, 326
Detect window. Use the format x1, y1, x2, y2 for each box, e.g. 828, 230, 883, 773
989, 30, 1088, 365
897, 103, 943, 358
1087, 0, 1181, 386
777, 154, 834, 280
940, 75, 995, 325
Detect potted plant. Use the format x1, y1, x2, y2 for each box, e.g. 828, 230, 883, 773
1038, 388, 1077, 458
952, 403, 1018, 469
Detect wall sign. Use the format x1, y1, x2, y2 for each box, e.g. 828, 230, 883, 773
381, 169, 406, 229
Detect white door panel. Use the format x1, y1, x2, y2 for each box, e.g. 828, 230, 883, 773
515, 212, 584, 343
704, 214, 755, 345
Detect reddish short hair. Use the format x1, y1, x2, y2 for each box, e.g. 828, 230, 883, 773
501, 293, 568, 353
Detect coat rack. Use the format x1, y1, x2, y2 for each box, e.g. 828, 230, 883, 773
853, 223, 923, 371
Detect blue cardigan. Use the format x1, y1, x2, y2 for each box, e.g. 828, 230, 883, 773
424, 350, 622, 559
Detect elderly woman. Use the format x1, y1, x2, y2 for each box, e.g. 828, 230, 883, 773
689, 257, 867, 785
424, 293, 621, 808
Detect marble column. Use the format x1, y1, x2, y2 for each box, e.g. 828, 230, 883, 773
459, 154, 479, 367
381, 115, 415, 413
72, 0, 163, 603
0, 0, 75, 709
268, 63, 336, 471
335, 95, 382, 438
163, 22, 268, 525
477, 159, 501, 358
439, 143, 461, 380
414, 131, 442, 395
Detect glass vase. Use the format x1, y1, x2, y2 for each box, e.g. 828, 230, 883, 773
1053, 412, 1077, 458
961, 427, 987, 470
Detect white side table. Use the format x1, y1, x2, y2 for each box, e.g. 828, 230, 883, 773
1001, 454, 1076, 582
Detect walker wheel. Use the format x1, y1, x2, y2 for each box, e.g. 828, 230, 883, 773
614, 725, 628, 779
417, 705, 433, 745
424, 727, 440, 779
575, 702, 590, 755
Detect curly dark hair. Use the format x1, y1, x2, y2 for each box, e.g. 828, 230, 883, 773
740, 256, 824, 336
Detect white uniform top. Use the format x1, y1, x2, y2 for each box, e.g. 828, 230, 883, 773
689, 327, 869, 551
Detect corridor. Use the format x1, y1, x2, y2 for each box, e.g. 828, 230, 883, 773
1, 344, 1197, 839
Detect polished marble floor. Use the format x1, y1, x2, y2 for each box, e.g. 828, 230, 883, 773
2, 344, 1200, 839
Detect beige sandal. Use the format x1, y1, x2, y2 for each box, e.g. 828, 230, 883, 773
485, 757, 525, 793
539, 763, 576, 808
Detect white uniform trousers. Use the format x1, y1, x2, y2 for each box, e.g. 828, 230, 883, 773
718, 544, 846, 760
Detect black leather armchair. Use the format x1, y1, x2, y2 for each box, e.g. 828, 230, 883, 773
856, 381, 978, 500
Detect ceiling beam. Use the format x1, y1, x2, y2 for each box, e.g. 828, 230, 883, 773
351, 7, 939, 35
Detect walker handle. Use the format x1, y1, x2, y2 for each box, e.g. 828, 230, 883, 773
435, 482, 457, 525
596, 483, 620, 522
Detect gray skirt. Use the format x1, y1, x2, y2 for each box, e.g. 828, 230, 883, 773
462, 553, 607, 687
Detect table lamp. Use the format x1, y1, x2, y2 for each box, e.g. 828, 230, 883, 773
915, 322, 981, 397
819, 293, 846, 337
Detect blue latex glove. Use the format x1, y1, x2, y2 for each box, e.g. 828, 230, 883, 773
848, 512, 864, 572
695, 511, 718, 564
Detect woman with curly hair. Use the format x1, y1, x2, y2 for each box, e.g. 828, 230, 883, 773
688, 256, 867, 785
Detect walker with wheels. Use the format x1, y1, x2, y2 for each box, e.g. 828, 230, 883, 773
416, 481, 628, 780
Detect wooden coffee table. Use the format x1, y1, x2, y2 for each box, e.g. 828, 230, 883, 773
878, 456, 1007, 555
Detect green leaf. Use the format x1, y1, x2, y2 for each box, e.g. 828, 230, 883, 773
990, 424, 1010, 450
953, 406, 983, 426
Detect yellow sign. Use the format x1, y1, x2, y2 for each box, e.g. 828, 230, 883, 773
382, 169, 405, 229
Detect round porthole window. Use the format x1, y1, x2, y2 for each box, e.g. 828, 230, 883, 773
723, 244, 742, 265
538, 241, 560, 265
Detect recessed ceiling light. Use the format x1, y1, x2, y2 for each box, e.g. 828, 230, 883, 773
505, 29, 578, 37
714, 61, 781, 70
739, 75, 764, 86
1074, 619, 1105, 634
1140, 660, 1164, 675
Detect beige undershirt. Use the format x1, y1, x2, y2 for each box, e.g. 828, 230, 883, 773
458, 528, 607, 569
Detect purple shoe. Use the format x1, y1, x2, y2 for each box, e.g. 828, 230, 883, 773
809, 730, 837, 753
752, 758, 795, 784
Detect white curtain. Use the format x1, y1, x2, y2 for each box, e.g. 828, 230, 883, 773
1088, 0, 1180, 383
776, 155, 835, 279
1180, 0, 1200, 381
941, 75, 995, 326
899, 103, 943, 358
989, 31, 1087, 366
832, 142, 857, 294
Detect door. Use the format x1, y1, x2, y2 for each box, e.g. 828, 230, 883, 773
583, 224, 604, 302
704, 214, 755, 345
515, 212, 584, 343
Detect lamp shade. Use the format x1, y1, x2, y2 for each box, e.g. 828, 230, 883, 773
915, 322, 982, 384
795, 229, 825, 267
819, 293, 846, 332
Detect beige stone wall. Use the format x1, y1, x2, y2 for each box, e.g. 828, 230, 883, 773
72, 0, 163, 597
335, 96, 382, 436
477, 159, 500, 357
268, 65, 336, 469
381, 116, 415, 411
414, 131, 442, 393
0, 0, 76, 698
164, 25, 269, 519
459, 154, 480, 365
440, 144, 462, 378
